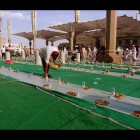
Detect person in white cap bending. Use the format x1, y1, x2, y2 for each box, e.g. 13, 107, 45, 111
38, 45, 60, 79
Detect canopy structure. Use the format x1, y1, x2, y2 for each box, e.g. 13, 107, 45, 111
48, 21, 104, 36
13, 15, 140, 42
49, 15, 140, 38
48, 35, 69, 42
12, 32, 34, 41
12, 15, 140, 50
76, 29, 105, 39
36, 29, 68, 40
77, 27, 140, 39
12, 29, 68, 42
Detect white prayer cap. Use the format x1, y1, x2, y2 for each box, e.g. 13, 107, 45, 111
126, 48, 128, 50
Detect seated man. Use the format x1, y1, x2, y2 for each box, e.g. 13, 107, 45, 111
38, 45, 60, 79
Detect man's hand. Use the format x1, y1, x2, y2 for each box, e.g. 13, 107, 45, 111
57, 63, 62, 68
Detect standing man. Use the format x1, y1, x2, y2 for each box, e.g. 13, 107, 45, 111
1, 46, 6, 59
131, 45, 138, 61
38, 45, 60, 79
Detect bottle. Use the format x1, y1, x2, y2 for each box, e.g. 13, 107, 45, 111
77, 88, 79, 97
112, 87, 115, 96
46, 75, 48, 83
49, 79, 51, 88
82, 81, 85, 88
58, 77, 61, 84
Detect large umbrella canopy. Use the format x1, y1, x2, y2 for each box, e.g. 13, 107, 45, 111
36, 29, 68, 40
49, 15, 140, 37
12, 32, 33, 41
13, 15, 140, 43
77, 28, 139, 39
77, 29, 105, 39
12, 30, 68, 41
48, 36, 68, 42
49, 21, 105, 35
117, 27, 140, 37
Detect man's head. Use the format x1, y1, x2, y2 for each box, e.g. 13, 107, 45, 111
52, 51, 59, 60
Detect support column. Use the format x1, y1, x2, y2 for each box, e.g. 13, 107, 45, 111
99, 10, 121, 64
35, 49, 42, 65
32, 10, 37, 53
33, 34, 36, 52
75, 10, 80, 23
51, 41, 54, 46
69, 31, 74, 53
29, 40, 32, 55
106, 10, 117, 54
7, 19, 11, 48
46, 40, 49, 46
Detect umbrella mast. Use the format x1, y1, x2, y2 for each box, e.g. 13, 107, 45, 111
32, 10, 37, 52
75, 10, 80, 23
136, 10, 140, 21
7, 19, 11, 47
70, 10, 80, 53
0, 15, 2, 32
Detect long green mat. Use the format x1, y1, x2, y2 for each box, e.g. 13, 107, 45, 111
1, 60, 140, 98
64, 63, 140, 75
0, 75, 127, 130
1, 60, 140, 129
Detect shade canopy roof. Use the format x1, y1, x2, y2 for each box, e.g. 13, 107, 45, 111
13, 15, 140, 43
12, 32, 33, 41
49, 21, 105, 35
36, 30, 68, 40
12, 29, 68, 41
48, 36, 68, 42
77, 27, 140, 39
49, 15, 140, 38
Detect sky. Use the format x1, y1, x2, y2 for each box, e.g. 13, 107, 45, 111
0, 10, 139, 48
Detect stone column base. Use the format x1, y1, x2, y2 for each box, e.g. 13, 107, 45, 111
97, 53, 121, 64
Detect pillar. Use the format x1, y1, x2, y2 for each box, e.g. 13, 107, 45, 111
29, 40, 32, 55
35, 49, 42, 65
75, 10, 80, 23
46, 40, 48, 46
6, 51, 10, 60
33, 34, 36, 53
60, 51, 65, 64
76, 53, 80, 63
105, 10, 117, 54
21, 50, 25, 59
69, 30, 74, 53
99, 10, 121, 64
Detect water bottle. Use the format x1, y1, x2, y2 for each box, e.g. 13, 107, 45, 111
49, 79, 51, 88
112, 87, 115, 96
82, 81, 85, 88
46, 75, 48, 83
77, 88, 79, 97
58, 77, 61, 84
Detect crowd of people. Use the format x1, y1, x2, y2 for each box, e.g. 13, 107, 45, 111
116, 45, 140, 61
0, 45, 30, 60
58, 44, 140, 64
58, 45, 106, 64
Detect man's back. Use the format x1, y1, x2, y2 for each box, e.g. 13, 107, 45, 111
39, 46, 58, 63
